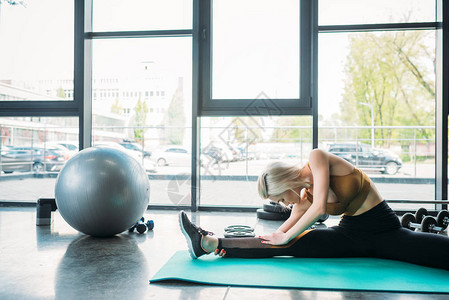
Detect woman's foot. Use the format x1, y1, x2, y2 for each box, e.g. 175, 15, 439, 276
178, 211, 215, 259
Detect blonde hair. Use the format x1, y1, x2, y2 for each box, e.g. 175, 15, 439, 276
257, 161, 310, 199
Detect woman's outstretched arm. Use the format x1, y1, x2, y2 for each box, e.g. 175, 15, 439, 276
276, 203, 307, 233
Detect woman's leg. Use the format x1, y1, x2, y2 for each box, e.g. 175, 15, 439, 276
371, 228, 449, 270
180, 210, 365, 259
179, 211, 367, 258
218, 227, 368, 258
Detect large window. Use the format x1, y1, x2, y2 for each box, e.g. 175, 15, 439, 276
318, 5, 438, 211
200, 116, 312, 207
0, 117, 79, 202
212, 0, 299, 100
0, 0, 74, 101
91, 13, 193, 206
0, 0, 447, 211
199, 0, 312, 115
92, 0, 192, 32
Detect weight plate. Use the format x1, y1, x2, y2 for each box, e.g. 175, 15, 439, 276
224, 231, 256, 238
224, 229, 254, 234
421, 216, 437, 233
256, 208, 290, 221
136, 223, 147, 234
415, 207, 428, 223
401, 213, 416, 230
263, 202, 292, 214
436, 210, 449, 229
224, 225, 254, 232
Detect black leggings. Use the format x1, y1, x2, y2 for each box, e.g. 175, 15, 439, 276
217, 201, 449, 270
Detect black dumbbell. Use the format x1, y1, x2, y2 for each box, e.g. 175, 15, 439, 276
437, 210, 449, 230
129, 217, 154, 234
129, 217, 145, 233
421, 210, 449, 233
146, 220, 154, 231
421, 216, 444, 233
415, 207, 429, 223
136, 218, 148, 234
401, 207, 429, 230
402, 210, 449, 233
401, 213, 422, 231
401, 213, 415, 230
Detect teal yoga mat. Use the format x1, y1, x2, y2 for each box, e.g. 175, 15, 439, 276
150, 251, 449, 293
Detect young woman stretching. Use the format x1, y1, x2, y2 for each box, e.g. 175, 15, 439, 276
179, 149, 449, 270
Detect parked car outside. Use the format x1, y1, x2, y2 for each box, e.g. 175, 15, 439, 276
202, 144, 235, 163
49, 141, 79, 158
151, 146, 190, 167
0, 146, 66, 173
57, 142, 79, 152
44, 143, 72, 160
119, 141, 152, 158
94, 141, 142, 160
327, 142, 402, 175
93, 141, 156, 173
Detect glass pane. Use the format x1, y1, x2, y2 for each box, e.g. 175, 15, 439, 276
318, 30, 436, 210
0, 117, 79, 202
212, 0, 299, 99
319, 0, 436, 26
200, 116, 312, 207
92, 37, 192, 206
0, 0, 74, 101
92, 0, 192, 32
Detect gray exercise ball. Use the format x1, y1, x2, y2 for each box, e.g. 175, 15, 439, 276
55, 146, 150, 237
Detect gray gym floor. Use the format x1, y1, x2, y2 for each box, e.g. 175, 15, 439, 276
0, 207, 447, 300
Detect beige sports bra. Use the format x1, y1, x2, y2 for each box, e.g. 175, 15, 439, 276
304, 163, 371, 216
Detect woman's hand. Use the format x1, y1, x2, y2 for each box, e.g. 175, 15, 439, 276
259, 231, 290, 246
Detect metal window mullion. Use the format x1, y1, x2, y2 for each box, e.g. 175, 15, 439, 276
435, 0, 448, 210
318, 22, 441, 33
198, 0, 211, 116
191, 0, 201, 212
199, 108, 313, 117
86, 30, 193, 39
76, 0, 93, 150
0, 104, 79, 117
311, 0, 318, 149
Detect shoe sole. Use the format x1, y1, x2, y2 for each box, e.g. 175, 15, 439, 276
178, 211, 198, 259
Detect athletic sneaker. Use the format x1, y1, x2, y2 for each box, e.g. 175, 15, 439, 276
178, 210, 214, 259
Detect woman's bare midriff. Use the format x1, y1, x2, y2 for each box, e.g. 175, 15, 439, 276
351, 181, 383, 216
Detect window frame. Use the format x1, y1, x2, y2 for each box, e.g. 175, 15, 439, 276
197, 0, 314, 117
318, 2, 447, 212
0, 0, 79, 117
